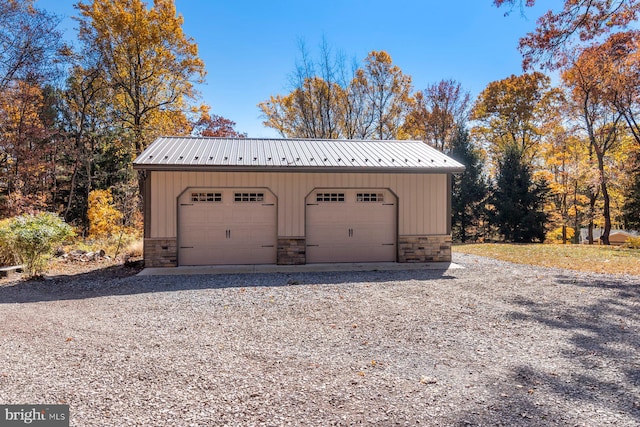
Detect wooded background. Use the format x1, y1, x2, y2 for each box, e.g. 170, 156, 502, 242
1, 0, 638, 245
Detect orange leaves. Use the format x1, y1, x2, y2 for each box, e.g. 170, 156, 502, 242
0, 81, 45, 136
76, 0, 206, 155
403, 80, 471, 152
191, 109, 247, 138
494, 0, 640, 70
0, 80, 56, 210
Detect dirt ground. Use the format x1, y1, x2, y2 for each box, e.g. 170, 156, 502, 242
0, 254, 638, 426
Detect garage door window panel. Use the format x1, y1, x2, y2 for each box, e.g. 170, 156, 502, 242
234, 192, 264, 202
316, 193, 345, 202
356, 193, 384, 202
191, 192, 222, 202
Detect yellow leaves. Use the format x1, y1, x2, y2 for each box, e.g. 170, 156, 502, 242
471, 72, 556, 170
545, 226, 576, 243
87, 189, 123, 239
259, 49, 412, 140
77, 0, 206, 155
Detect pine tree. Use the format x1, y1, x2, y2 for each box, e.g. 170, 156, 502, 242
492, 146, 549, 242
450, 127, 488, 242
623, 154, 640, 230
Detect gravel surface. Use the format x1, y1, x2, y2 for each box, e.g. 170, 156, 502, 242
0, 253, 639, 426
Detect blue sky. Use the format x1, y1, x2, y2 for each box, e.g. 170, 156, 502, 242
36, 0, 555, 138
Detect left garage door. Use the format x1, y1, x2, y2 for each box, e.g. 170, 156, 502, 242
178, 188, 277, 265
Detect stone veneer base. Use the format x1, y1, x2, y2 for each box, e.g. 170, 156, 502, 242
144, 236, 451, 266
398, 235, 452, 262
277, 238, 306, 265
144, 238, 177, 267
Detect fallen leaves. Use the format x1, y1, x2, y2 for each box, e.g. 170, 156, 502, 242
420, 376, 437, 385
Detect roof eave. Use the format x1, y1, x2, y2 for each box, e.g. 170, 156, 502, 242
132, 164, 466, 174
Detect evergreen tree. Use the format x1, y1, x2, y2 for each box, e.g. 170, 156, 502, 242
623, 154, 640, 230
450, 127, 488, 242
492, 146, 549, 242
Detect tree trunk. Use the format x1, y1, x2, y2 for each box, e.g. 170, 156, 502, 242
64, 160, 79, 221
596, 151, 611, 245
573, 181, 580, 244
588, 191, 597, 245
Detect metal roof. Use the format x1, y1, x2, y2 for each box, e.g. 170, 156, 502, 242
133, 137, 465, 173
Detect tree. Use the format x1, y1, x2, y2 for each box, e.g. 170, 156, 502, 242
562, 44, 625, 244
191, 107, 247, 137
339, 65, 376, 140
362, 51, 413, 140
491, 145, 549, 243
0, 0, 63, 89
540, 126, 594, 243
75, 0, 206, 156
623, 152, 640, 229
0, 80, 57, 213
87, 189, 122, 239
450, 127, 488, 242
471, 72, 559, 163
0, 1, 65, 218
494, 0, 640, 69
258, 40, 346, 139
259, 77, 344, 139
57, 64, 108, 226
596, 31, 640, 148
403, 80, 470, 152
259, 49, 412, 140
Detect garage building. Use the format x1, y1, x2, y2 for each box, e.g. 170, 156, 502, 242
133, 137, 464, 267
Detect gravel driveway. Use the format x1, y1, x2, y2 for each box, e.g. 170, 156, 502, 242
1, 253, 639, 426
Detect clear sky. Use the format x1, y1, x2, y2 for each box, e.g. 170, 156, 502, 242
36, 0, 555, 138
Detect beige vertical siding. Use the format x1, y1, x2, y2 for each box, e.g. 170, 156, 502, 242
150, 171, 448, 238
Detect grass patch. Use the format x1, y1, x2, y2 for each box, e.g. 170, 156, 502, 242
453, 243, 640, 276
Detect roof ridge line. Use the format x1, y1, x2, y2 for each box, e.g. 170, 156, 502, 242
158, 136, 424, 143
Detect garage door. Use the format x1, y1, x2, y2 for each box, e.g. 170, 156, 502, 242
306, 189, 396, 263
178, 188, 277, 265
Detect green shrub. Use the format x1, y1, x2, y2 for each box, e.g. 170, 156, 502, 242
6, 212, 75, 277
0, 218, 17, 266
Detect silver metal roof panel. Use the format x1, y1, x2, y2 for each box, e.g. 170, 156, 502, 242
133, 137, 465, 173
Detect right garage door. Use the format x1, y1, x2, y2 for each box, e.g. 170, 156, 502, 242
306, 189, 397, 263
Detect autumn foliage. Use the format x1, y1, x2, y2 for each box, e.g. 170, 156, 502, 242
259, 50, 413, 140
87, 189, 123, 239
495, 0, 640, 69
0, 0, 243, 247
0, 0, 638, 252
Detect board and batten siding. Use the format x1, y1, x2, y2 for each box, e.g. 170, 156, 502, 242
149, 171, 448, 238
